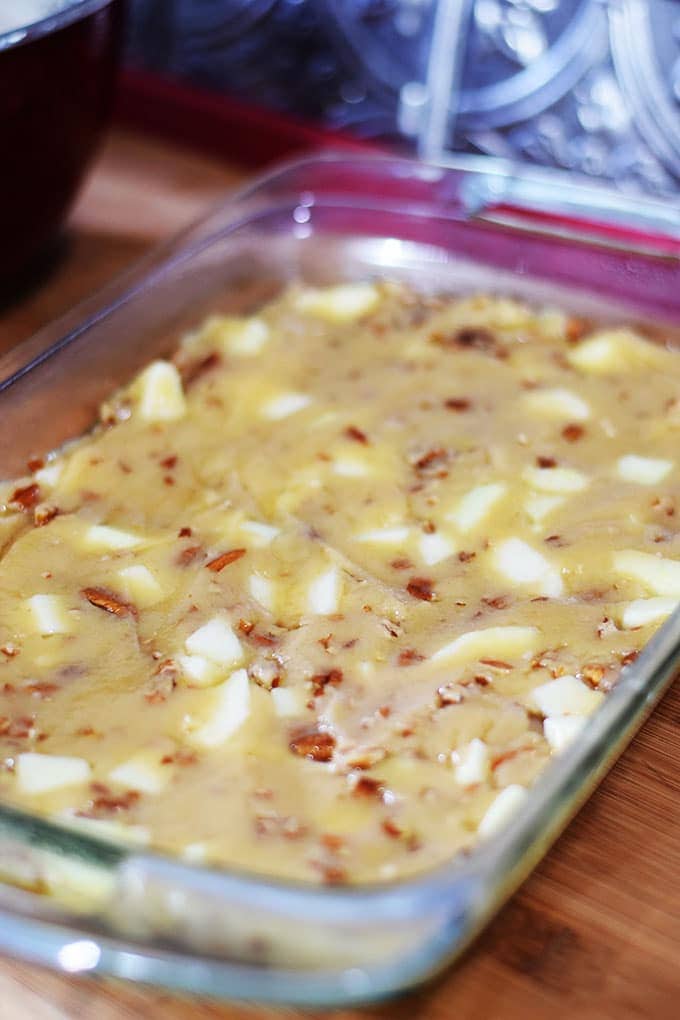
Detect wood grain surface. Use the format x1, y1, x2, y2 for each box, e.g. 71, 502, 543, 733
0, 128, 678, 1020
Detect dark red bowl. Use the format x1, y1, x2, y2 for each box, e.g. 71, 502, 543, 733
0, 0, 124, 292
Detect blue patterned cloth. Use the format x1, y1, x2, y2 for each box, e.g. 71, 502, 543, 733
126, 0, 680, 195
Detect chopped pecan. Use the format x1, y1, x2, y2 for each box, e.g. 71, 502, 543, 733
82, 784, 140, 816
9, 483, 41, 512
596, 617, 617, 639
458, 550, 476, 563
444, 397, 472, 412
0, 715, 36, 739
249, 658, 281, 690
479, 658, 513, 671
352, 776, 384, 799
0, 643, 19, 659
481, 595, 509, 610
390, 557, 413, 571
289, 728, 336, 762
536, 455, 557, 469
491, 746, 530, 770
27, 456, 45, 472
397, 648, 425, 666
176, 544, 205, 567
651, 497, 675, 518
565, 317, 588, 343
562, 423, 585, 442
311, 861, 348, 885
81, 587, 137, 619
320, 833, 345, 852
34, 504, 59, 527
145, 659, 178, 704
178, 526, 193, 537
579, 663, 607, 689
180, 351, 221, 387
159, 454, 177, 470
382, 818, 402, 839
251, 631, 278, 648
413, 447, 449, 475
205, 548, 246, 572
310, 668, 343, 697
344, 425, 369, 444
381, 618, 402, 638
161, 749, 197, 766
437, 684, 465, 707
406, 577, 436, 602
26, 682, 59, 700
433, 325, 502, 356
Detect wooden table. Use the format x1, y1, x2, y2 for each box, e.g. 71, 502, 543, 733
0, 128, 679, 1020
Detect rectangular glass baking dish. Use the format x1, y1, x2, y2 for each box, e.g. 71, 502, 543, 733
0, 152, 679, 1007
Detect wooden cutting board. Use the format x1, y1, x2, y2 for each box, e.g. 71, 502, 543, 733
0, 128, 678, 1020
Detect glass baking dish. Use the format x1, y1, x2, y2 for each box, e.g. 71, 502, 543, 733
0, 152, 679, 1007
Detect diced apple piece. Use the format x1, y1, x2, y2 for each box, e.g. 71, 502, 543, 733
524, 493, 566, 524
26, 594, 72, 635
84, 524, 142, 552
356, 526, 411, 545
248, 573, 275, 612
212, 316, 270, 356
567, 329, 657, 373
135, 361, 186, 422
532, 674, 603, 717
188, 669, 251, 748
524, 387, 590, 421
240, 520, 280, 545
16, 753, 90, 794
117, 565, 164, 607
493, 538, 563, 597
447, 482, 507, 532
34, 462, 63, 488
478, 784, 527, 839
612, 550, 680, 598
523, 465, 588, 493
616, 455, 673, 485
433, 626, 539, 664
109, 754, 167, 795
544, 715, 586, 753
185, 616, 244, 668
177, 653, 221, 688
182, 842, 207, 862
618, 597, 679, 629
261, 392, 312, 420
271, 687, 306, 717
333, 457, 371, 477
307, 565, 342, 615
419, 531, 456, 566
452, 738, 489, 786
294, 283, 379, 322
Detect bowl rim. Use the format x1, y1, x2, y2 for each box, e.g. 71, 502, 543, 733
0, 0, 114, 52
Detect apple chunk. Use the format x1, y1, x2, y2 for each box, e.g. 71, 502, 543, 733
187, 669, 251, 748
16, 753, 90, 794
134, 361, 187, 422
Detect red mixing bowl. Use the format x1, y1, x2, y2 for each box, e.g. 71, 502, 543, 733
0, 0, 124, 293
